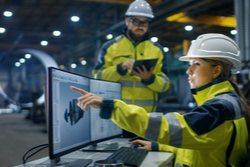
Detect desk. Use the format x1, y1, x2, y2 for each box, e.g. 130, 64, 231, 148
15, 138, 175, 167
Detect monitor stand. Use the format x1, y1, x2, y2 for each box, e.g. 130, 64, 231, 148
38, 158, 92, 167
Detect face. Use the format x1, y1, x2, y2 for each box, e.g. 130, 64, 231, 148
125, 16, 150, 41
187, 58, 221, 89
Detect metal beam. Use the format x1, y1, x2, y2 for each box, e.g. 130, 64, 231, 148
166, 13, 236, 27
77, 0, 162, 5
235, 0, 250, 61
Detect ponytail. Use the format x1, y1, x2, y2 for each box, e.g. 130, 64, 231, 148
202, 58, 250, 140
229, 80, 250, 141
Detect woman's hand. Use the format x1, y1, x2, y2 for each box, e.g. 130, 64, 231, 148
70, 86, 103, 111
131, 139, 152, 151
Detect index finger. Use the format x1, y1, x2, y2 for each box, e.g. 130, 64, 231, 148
70, 86, 88, 95
131, 139, 141, 145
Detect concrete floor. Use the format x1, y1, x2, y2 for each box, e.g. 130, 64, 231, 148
0, 113, 48, 167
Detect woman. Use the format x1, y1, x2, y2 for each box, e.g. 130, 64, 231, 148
71, 33, 249, 167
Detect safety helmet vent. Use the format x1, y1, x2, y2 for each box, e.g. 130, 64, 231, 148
125, 0, 154, 19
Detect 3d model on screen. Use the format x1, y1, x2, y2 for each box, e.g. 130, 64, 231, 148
64, 99, 84, 125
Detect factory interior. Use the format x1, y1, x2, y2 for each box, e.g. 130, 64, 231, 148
1, 0, 250, 166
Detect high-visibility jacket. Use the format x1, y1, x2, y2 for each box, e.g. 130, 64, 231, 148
92, 29, 169, 113
100, 77, 248, 167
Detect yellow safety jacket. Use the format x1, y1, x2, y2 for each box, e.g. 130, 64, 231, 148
92, 29, 169, 113
100, 77, 248, 167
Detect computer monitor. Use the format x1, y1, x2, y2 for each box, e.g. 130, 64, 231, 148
89, 79, 123, 142
47, 67, 122, 166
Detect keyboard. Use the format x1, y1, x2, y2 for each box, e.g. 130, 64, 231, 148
106, 147, 148, 167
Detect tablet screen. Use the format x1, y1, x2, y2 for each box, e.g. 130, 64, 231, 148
132, 58, 158, 72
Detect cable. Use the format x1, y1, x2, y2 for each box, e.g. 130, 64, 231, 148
22, 144, 49, 164
23, 145, 48, 164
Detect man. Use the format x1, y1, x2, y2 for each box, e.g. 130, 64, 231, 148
92, 0, 169, 118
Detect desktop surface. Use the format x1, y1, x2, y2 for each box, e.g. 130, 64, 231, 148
15, 138, 175, 167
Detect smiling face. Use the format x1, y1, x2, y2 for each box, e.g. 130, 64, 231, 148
125, 16, 150, 41
186, 58, 222, 89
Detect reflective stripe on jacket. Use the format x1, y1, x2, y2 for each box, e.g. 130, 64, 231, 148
92, 32, 169, 113
106, 78, 248, 167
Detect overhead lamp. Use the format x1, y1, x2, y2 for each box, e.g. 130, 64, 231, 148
163, 47, 169, 52
81, 60, 87, 65
3, 11, 12, 17
71, 63, 77, 69
230, 30, 237, 35
15, 62, 21, 67
71, 16, 80, 22
0, 27, 6, 33
150, 37, 158, 42
19, 58, 25, 63
185, 25, 193, 31
106, 34, 113, 40
41, 40, 48, 46
25, 54, 31, 59
53, 30, 61, 36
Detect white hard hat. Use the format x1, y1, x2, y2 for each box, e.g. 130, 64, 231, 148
125, 0, 154, 19
179, 33, 241, 74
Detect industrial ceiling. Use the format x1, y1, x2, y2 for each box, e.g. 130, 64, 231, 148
0, 0, 235, 68
0, 0, 236, 104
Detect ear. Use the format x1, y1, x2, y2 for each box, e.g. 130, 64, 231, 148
213, 65, 222, 79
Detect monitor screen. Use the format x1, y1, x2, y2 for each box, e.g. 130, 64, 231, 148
47, 67, 122, 165
89, 79, 122, 142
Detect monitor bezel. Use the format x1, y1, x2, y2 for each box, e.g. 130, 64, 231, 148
47, 67, 122, 161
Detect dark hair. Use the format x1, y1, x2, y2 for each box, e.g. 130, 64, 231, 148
202, 58, 250, 140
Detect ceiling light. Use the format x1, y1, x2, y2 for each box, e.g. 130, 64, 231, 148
41, 40, 48, 46
71, 16, 80, 22
0, 27, 6, 33
53, 30, 61, 36
25, 54, 31, 59
15, 62, 21, 67
185, 25, 193, 31
163, 47, 169, 52
106, 34, 113, 40
71, 63, 77, 69
19, 58, 25, 63
81, 60, 87, 65
230, 30, 237, 35
150, 37, 158, 42
3, 11, 12, 17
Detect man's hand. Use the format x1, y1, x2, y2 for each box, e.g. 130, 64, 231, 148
131, 65, 154, 80
70, 86, 103, 111
131, 139, 152, 151
121, 59, 135, 70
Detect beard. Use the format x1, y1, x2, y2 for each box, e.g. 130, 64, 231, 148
128, 29, 146, 42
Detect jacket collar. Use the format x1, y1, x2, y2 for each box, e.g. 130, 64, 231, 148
191, 77, 235, 106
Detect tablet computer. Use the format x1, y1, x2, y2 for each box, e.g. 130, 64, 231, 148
132, 58, 158, 73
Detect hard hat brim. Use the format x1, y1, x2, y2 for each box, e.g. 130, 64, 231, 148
179, 54, 241, 74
